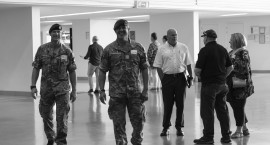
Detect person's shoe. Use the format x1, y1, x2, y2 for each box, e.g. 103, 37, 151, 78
160, 128, 169, 136
47, 140, 54, 145
176, 128, 184, 136
231, 132, 243, 138
94, 90, 100, 93
194, 136, 214, 144
243, 129, 250, 136
221, 137, 231, 143
88, 89, 93, 93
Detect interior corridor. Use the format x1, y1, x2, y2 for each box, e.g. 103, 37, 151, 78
0, 73, 269, 145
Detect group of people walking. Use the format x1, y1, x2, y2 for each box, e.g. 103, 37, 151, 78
30, 19, 254, 145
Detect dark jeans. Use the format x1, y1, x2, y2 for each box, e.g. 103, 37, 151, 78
200, 83, 231, 139
229, 99, 248, 126
161, 73, 186, 129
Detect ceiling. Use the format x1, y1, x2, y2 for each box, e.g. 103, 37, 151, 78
1, 2, 270, 25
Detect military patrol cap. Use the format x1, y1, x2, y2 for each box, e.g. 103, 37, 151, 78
114, 19, 129, 30
201, 29, 217, 38
49, 23, 62, 34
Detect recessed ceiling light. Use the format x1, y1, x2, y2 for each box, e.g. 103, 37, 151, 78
40, 9, 123, 18
220, 13, 248, 17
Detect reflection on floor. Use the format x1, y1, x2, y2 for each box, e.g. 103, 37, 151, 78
0, 74, 270, 145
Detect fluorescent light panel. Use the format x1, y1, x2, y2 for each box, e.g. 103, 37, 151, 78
128, 20, 148, 22
115, 15, 149, 19
41, 21, 65, 23
220, 13, 248, 17
40, 9, 122, 18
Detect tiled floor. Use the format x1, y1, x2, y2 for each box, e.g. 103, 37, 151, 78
0, 74, 270, 145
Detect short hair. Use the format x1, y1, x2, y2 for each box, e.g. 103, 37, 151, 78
162, 35, 167, 41
92, 36, 98, 42
151, 32, 157, 40
230, 33, 247, 49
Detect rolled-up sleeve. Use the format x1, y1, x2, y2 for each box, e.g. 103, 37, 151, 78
67, 51, 77, 72
138, 45, 148, 70
32, 47, 42, 69
99, 47, 110, 72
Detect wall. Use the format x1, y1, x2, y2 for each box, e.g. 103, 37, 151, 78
72, 19, 90, 78
200, 15, 270, 71
129, 22, 150, 51
150, 12, 199, 63
89, 20, 116, 48
72, 19, 117, 78
0, 7, 40, 93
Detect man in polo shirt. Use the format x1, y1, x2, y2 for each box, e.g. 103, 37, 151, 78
194, 29, 233, 144
153, 28, 193, 136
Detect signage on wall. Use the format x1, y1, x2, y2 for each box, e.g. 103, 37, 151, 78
134, 0, 149, 8
249, 26, 270, 44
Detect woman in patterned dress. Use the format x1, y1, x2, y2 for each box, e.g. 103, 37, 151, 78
226, 33, 254, 138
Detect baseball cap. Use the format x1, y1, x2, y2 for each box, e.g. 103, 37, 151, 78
201, 29, 217, 38
49, 23, 62, 34
114, 19, 129, 30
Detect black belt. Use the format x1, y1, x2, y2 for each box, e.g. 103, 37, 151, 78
164, 73, 183, 77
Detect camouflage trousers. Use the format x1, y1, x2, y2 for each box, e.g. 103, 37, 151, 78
39, 92, 70, 145
108, 97, 146, 145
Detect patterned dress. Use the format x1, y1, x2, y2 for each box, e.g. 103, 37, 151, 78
226, 48, 254, 101
147, 41, 159, 67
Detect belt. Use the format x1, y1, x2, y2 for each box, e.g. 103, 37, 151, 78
164, 73, 183, 77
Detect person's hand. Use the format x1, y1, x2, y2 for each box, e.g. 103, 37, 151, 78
187, 76, 194, 88
31, 88, 38, 99
140, 88, 148, 103
70, 90, 77, 102
100, 92, 107, 104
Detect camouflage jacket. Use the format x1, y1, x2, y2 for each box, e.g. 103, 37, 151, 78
100, 40, 148, 98
32, 42, 76, 96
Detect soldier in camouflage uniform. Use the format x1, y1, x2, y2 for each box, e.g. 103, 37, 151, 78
99, 19, 148, 145
30, 24, 77, 145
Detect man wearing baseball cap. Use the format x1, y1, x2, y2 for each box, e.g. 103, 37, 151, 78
31, 23, 77, 145
99, 19, 148, 145
194, 29, 233, 144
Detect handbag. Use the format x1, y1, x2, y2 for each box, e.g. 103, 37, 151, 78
232, 76, 247, 88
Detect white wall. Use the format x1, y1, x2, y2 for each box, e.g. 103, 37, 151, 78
0, 7, 40, 93
72, 19, 117, 78
90, 20, 116, 48
200, 15, 270, 71
150, 12, 199, 63
72, 19, 91, 78
129, 22, 150, 51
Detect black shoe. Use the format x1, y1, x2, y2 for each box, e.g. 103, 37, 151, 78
176, 128, 184, 136
94, 90, 100, 93
88, 89, 93, 93
47, 140, 54, 145
194, 137, 214, 144
221, 137, 231, 143
160, 129, 169, 136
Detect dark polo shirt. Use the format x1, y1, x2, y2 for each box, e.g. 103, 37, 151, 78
84, 42, 104, 66
196, 41, 232, 84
